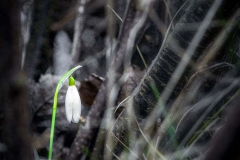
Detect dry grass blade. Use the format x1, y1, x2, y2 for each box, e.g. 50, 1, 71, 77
195, 8, 240, 71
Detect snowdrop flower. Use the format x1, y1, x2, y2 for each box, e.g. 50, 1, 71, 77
65, 76, 81, 123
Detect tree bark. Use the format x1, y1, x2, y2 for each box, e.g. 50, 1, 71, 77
0, 0, 33, 159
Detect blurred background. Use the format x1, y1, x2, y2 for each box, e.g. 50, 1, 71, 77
1, 0, 240, 160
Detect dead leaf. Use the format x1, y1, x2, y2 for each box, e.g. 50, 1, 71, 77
79, 73, 104, 106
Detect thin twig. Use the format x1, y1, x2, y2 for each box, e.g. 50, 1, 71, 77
71, 0, 86, 66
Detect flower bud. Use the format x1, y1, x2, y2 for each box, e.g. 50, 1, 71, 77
65, 76, 81, 123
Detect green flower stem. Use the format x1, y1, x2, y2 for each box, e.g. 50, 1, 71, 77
48, 65, 81, 160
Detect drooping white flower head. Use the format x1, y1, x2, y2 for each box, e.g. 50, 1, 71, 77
65, 76, 81, 123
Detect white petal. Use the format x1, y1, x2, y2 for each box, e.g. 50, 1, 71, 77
71, 86, 81, 123
65, 86, 81, 123
65, 87, 73, 123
